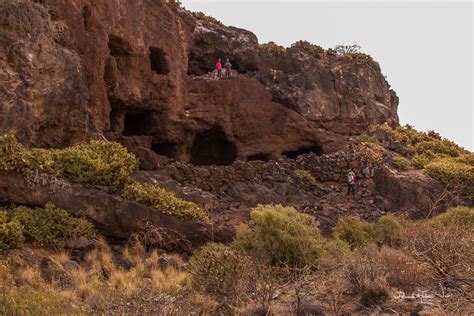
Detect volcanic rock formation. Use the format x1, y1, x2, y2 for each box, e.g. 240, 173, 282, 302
0, 0, 398, 166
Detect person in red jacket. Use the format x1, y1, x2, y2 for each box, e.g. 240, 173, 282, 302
216, 59, 222, 79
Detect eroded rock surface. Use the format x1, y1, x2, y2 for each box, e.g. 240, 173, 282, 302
1, 0, 398, 164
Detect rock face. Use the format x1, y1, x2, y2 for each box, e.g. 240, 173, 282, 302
373, 166, 446, 217
0, 1, 89, 147
0, 0, 398, 165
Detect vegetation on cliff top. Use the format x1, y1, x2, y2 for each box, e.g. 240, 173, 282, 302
377, 124, 473, 200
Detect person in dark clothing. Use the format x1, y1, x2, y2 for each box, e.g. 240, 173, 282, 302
347, 170, 356, 196
224, 58, 232, 78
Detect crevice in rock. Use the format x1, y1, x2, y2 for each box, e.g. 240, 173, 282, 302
151, 140, 178, 159
108, 35, 132, 57
283, 145, 323, 159
149, 47, 170, 75
123, 110, 154, 136
190, 126, 237, 166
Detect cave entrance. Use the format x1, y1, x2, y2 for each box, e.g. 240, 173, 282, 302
108, 35, 132, 57
190, 126, 237, 166
151, 141, 178, 159
123, 110, 154, 136
149, 47, 170, 75
247, 153, 271, 162
283, 145, 323, 159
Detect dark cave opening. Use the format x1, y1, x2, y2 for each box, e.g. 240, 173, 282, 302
247, 153, 271, 162
123, 110, 154, 136
190, 126, 237, 166
151, 141, 178, 159
149, 47, 170, 75
283, 145, 324, 159
108, 35, 132, 57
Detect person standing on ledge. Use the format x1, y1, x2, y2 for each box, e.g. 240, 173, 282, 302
347, 169, 356, 196
216, 59, 222, 79
224, 58, 232, 78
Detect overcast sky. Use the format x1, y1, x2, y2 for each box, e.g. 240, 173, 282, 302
181, 0, 473, 150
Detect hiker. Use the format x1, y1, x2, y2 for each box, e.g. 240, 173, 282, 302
216, 59, 222, 78
224, 58, 232, 78
347, 170, 356, 196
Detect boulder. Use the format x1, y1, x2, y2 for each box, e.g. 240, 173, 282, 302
0, 172, 234, 249
373, 166, 446, 217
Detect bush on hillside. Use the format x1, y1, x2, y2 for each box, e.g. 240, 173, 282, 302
0, 134, 139, 190
392, 156, 412, 171
405, 221, 473, 292
56, 141, 139, 190
192, 11, 223, 26
354, 133, 379, 144
189, 243, 251, 304
233, 204, 326, 268
291, 40, 325, 56
428, 206, 474, 230
122, 182, 208, 221
260, 41, 286, 55
424, 157, 474, 200
352, 142, 384, 167
374, 214, 405, 248
333, 216, 375, 250
7, 203, 96, 248
0, 211, 24, 250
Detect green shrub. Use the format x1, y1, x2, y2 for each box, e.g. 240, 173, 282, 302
0, 134, 31, 173
333, 216, 375, 250
392, 156, 412, 171
291, 40, 325, 56
374, 214, 404, 248
352, 142, 384, 167
425, 157, 474, 200
260, 41, 286, 55
122, 182, 208, 221
233, 204, 326, 268
7, 203, 96, 248
354, 133, 379, 144
0, 211, 24, 250
55, 141, 139, 190
192, 11, 223, 26
0, 134, 139, 190
429, 206, 474, 231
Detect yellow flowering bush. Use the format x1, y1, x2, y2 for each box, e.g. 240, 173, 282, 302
122, 182, 208, 221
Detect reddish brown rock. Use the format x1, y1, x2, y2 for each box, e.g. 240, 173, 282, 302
373, 166, 447, 217
1, 0, 398, 166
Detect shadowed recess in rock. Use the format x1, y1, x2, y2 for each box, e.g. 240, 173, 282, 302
108, 35, 132, 57
151, 140, 178, 159
123, 110, 154, 136
190, 126, 237, 166
283, 145, 324, 159
149, 47, 170, 74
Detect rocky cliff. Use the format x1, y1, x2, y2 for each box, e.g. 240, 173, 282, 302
0, 0, 398, 166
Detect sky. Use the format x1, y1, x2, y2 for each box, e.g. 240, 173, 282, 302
181, 0, 473, 151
